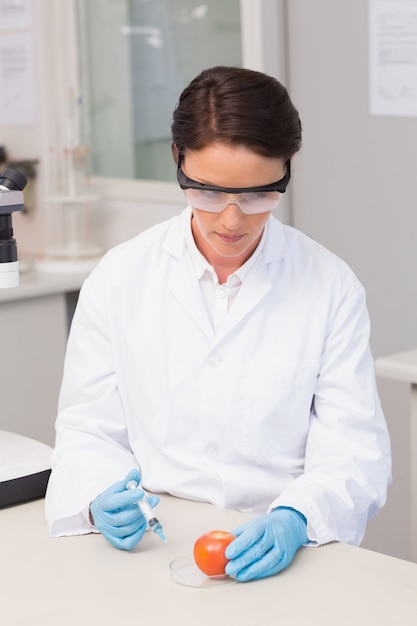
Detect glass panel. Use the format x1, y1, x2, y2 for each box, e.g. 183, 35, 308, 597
77, 0, 242, 182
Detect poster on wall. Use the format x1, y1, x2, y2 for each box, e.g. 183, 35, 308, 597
0, 0, 33, 30
0, 32, 36, 126
0, 0, 36, 126
369, 0, 417, 117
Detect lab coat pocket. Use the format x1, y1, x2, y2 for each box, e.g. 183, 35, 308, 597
239, 363, 318, 458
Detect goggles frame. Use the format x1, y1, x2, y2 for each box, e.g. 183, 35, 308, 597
176, 152, 291, 195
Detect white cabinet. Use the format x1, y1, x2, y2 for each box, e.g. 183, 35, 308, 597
376, 350, 417, 563
0, 270, 85, 446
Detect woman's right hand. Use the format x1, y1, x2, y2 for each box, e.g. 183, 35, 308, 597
89, 468, 158, 550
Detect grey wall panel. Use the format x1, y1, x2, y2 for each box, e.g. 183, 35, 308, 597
286, 0, 417, 560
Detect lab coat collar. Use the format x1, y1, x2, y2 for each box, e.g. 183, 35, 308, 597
163, 207, 289, 343
162, 206, 289, 264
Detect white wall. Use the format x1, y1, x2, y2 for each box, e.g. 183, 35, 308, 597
0, 0, 85, 256
0, 0, 50, 255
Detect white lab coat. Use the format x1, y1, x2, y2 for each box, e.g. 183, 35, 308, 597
45, 208, 391, 545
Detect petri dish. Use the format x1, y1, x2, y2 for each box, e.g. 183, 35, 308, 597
170, 555, 237, 588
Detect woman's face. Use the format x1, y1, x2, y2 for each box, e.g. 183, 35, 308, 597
181, 143, 287, 271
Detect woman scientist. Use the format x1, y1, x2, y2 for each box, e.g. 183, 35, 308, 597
45, 66, 391, 582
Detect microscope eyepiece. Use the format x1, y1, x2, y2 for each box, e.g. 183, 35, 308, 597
0, 167, 27, 192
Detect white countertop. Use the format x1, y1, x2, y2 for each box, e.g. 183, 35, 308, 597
375, 348, 417, 384
0, 263, 87, 303
1, 495, 417, 625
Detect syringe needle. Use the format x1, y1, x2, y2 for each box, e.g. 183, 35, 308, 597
126, 480, 167, 543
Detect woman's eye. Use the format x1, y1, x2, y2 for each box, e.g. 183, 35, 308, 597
202, 190, 222, 199
246, 192, 268, 201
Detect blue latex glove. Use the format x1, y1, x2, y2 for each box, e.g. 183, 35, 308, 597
225, 507, 307, 581
89, 468, 159, 550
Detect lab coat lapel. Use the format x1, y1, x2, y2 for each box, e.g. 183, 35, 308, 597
214, 256, 271, 341
163, 209, 215, 341
167, 253, 215, 341
215, 217, 289, 342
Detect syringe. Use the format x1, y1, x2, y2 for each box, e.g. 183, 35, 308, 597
126, 480, 166, 543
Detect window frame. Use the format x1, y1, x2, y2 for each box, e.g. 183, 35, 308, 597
85, 0, 288, 203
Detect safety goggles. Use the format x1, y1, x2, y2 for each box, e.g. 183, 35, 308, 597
176, 153, 291, 215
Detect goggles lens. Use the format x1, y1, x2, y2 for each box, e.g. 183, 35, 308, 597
177, 153, 290, 215
183, 188, 281, 214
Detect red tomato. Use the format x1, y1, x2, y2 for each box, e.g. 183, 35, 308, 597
193, 530, 235, 577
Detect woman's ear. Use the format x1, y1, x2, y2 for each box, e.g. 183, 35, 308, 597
171, 143, 179, 164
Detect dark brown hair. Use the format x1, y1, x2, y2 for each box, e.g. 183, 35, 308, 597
171, 66, 302, 160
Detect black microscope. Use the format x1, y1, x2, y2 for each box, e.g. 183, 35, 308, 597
0, 167, 53, 507
0, 167, 27, 288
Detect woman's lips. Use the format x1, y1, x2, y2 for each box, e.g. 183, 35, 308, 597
217, 232, 244, 243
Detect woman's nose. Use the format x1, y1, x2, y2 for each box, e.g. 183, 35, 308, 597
221, 199, 244, 227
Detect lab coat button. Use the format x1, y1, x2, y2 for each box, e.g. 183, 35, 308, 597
205, 442, 219, 458
207, 354, 222, 367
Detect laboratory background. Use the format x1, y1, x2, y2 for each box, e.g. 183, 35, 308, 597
1, 0, 417, 564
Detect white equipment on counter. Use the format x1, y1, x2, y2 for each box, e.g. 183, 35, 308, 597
0, 430, 52, 507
